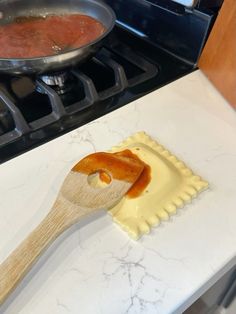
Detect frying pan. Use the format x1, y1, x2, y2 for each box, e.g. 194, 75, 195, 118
0, 0, 116, 75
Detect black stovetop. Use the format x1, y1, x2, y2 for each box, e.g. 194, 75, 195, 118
0, 26, 194, 164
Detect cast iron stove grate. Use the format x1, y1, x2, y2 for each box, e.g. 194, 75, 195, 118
0, 26, 193, 163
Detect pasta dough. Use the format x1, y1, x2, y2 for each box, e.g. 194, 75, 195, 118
108, 132, 208, 239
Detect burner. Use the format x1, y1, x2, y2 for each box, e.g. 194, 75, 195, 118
40, 72, 69, 87
38, 72, 74, 95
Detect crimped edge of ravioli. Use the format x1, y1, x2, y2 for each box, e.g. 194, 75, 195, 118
108, 131, 209, 239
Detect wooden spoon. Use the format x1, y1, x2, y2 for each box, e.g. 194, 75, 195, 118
0, 152, 144, 305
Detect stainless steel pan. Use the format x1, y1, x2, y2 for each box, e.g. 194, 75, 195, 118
0, 0, 116, 75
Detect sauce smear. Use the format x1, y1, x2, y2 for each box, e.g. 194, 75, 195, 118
0, 14, 106, 58
113, 150, 151, 198
72, 150, 151, 199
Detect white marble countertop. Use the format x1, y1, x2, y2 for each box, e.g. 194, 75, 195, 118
0, 70, 236, 314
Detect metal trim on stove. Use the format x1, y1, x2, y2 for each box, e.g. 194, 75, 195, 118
104, 0, 218, 64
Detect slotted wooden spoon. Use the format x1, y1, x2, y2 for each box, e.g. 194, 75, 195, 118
0, 152, 144, 305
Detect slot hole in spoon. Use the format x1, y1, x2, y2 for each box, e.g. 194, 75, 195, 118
87, 170, 112, 189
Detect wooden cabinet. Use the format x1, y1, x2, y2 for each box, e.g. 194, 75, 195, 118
198, 0, 236, 108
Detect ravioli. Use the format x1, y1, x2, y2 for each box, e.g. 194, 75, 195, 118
108, 132, 208, 239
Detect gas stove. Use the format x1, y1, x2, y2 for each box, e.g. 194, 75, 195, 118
0, 0, 222, 163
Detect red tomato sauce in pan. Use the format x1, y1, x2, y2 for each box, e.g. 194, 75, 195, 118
0, 14, 106, 58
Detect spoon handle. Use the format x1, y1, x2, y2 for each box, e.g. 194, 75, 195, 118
0, 196, 85, 305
